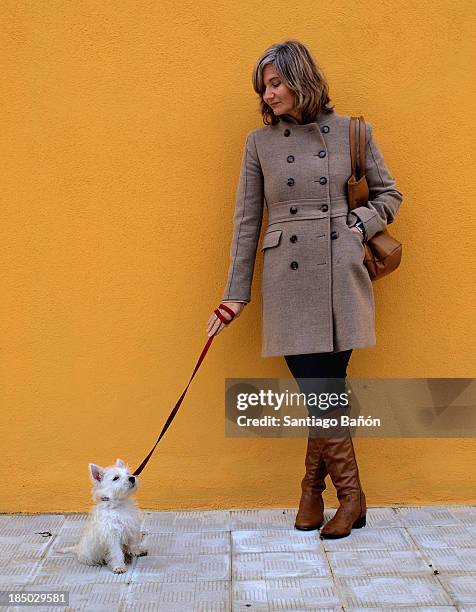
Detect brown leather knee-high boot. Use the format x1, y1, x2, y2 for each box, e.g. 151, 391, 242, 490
319, 432, 366, 539
294, 435, 328, 530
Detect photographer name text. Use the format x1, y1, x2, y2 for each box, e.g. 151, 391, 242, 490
235, 415, 381, 428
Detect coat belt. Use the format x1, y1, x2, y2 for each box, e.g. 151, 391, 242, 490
266, 197, 350, 225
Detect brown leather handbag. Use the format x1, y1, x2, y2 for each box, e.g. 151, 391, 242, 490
347, 115, 402, 281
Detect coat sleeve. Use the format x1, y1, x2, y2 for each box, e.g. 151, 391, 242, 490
349, 121, 403, 241
222, 131, 264, 303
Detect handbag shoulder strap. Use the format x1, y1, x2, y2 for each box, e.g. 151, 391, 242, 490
349, 115, 366, 179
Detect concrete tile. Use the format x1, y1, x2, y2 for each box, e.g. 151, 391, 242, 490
0, 514, 65, 529
47, 532, 79, 556
58, 514, 88, 531
437, 574, 476, 606
232, 551, 330, 580
131, 553, 230, 583
141, 531, 230, 555
321, 527, 415, 551
0, 534, 54, 560
419, 547, 476, 573
230, 508, 297, 530
123, 579, 230, 611
0, 515, 65, 538
6, 582, 128, 612
344, 606, 458, 612
28, 555, 132, 586
232, 580, 270, 612
0, 585, 34, 612
442, 505, 476, 513
48, 520, 95, 557
447, 506, 476, 526
0, 558, 41, 587
336, 575, 453, 607
0, 507, 474, 611
361, 507, 403, 528
408, 525, 476, 549
395, 506, 467, 526
232, 529, 321, 553
142, 510, 231, 533
327, 549, 431, 577
233, 577, 341, 611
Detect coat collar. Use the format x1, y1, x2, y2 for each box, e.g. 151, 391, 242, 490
278, 107, 335, 127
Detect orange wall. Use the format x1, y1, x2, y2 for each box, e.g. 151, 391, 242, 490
1, 1, 474, 512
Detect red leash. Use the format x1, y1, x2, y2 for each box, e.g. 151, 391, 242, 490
132, 303, 236, 476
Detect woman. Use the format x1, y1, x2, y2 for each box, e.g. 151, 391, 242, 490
206, 40, 403, 538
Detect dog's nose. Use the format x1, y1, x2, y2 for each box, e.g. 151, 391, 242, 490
129, 476, 135, 483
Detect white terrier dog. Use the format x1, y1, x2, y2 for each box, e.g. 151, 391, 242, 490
61, 459, 147, 573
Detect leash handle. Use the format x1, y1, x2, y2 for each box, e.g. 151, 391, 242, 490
213, 303, 236, 324
132, 304, 237, 476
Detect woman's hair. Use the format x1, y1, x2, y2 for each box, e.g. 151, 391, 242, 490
252, 39, 334, 126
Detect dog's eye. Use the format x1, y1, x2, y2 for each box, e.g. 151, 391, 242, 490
112, 476, 120, 481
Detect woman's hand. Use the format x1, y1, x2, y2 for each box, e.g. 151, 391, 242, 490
207, 302, 246, 337
350, 226, 365, 241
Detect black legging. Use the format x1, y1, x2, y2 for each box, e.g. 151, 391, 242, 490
284, 350, 353, 420
284, 350, 353, 379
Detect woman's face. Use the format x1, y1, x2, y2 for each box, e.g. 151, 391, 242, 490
262, 64, 299, 121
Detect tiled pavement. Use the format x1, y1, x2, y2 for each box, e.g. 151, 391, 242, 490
0, 505, 475, 611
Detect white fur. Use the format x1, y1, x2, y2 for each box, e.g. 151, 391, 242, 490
62, 458, 147, 573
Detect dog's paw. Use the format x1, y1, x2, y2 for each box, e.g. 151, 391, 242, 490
112, 565, 127, 574
123, 551, 133, 564
129, 548, 148, 557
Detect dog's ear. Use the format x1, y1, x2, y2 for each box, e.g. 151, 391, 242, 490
116, 458, 126, 468
89, 463, 105, 482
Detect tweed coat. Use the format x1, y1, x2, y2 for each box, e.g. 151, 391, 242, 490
222, 107, 403, 357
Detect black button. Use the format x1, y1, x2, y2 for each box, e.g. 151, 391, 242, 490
290, 261, 299, 270
290, 235, 298, 243
287, 155, 295, 163
284, 129, 291, 137
321, 125, 330, 133
287, 178, 295, 186
290, 206, 298, 214
321, 204, 328, 212
318, 150, 326, 158
319, 177, 327, 185
331, 230, 339, 240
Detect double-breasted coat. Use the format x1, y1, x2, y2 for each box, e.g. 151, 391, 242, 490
222, 107, 403, 357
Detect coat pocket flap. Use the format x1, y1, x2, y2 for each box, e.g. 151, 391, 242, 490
262, 229, 283, 250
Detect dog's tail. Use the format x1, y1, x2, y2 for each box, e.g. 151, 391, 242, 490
55, 544, 77, 554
